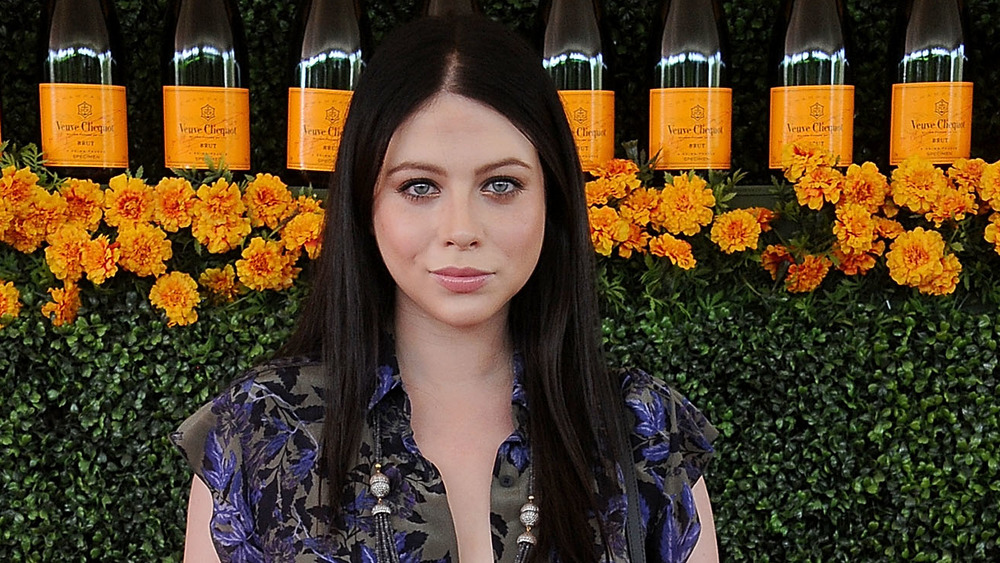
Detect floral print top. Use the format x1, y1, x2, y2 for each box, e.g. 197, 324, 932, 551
171, 356, 716, 562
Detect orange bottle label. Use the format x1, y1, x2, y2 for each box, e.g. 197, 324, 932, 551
890, 82, 972, 165
163, 86, 250, 170
769, 85, 854, 168
557, 90, 615, 172
649, 88, 732, 170
39, 83, 129, 168
287, 88, 352, 172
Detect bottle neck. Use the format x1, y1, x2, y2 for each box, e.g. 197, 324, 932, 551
44, 0, 115, 84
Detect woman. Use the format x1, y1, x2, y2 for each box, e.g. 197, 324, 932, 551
174, 15, 717, 563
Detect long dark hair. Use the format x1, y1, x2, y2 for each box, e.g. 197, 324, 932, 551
281, 15, 627, 560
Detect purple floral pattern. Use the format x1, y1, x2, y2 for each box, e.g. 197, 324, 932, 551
172, 360, 715, 562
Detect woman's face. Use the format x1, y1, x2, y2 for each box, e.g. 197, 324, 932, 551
372, 92, 546, 332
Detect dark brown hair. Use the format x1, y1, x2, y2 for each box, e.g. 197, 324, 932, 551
281, 14, 626, 560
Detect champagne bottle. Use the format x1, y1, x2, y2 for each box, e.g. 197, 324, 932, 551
768, 0, 853, 168
540, 0, 614, 172
421, 0, 479, 16
40, 0, 129, 181
649, 0, 731, 171
287, 0, 368, 187
162, 0, 251, 170
889, 0, 972, 165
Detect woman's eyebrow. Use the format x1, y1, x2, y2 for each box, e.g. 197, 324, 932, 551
475, 158, 534, 175
383, 158, 534, 178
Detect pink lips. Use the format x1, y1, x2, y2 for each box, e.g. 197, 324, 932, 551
431, 267, 492, 293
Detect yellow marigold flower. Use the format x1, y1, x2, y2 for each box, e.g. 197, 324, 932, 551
40, 282, 80, 327
0, 280, 21, 328
199, 265, 241, 303
44, 224, 91, 283
918, 253, 961, 296
152, 177, 196, 232
4, 188, 68, 253
842, 162, 889, 213
295, 195, 323, 214
833, 204, 876, 255
619, 187, 659, 227
710, 209, 761, 254
60, 178, 105, 232
984, 213, 1000, 256
81, 235, 121, 285
593, 158, 640, 179
890, 156, 948, 214
785, 255, 831, 293
585, 177, 613, 207
149, 271, 201, 327
649, 233, 696, 270
833, 240, 883, 276
236, 237, 300, 291
618, 223, 651, 259
654, 174, 715, 236
795, 165, 843, 210
781, 143, 833, 182
117, 223, 172, 278
104, 174, 153, 227
281, 211, 325, 260
948, 158, 987, 193
874, 217, 904, 241
244, 173, 294, 229
746, 207, 777, 232
0, 198, 12, 241
885, 227, 946, 287
191, 178, 251, 253
761, 244, 793, 280
587, 206, 630, 256
0, 166, 41, 205
925, 183, 977, 226
978, 160, 1000, 211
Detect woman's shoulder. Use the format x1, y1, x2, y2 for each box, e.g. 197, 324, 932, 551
222, 355, 327, 408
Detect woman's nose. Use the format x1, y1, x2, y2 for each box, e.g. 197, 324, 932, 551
442, 194, 480, 249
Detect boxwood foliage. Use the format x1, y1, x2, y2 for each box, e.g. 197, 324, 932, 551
1, 0, 998, 182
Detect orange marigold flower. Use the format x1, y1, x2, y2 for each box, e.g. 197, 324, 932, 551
585, 177, 613, 207
785, 255, 831, 293
710, 209, 761, 254
948, 158, 987, 193
890, 156, 948, 214
925, 183, 977, 226
761, 244, 793, 280
833, 241, 883, 276
191, 178, 251, 253
588, 206, 630, 256
295, 195, 323, 214
618, 223, 651, 259
81, 235, 121, 285
885, 227, 946, 287
236, 237, 301, 291
746, 207, 777, 232
794, 165, 843, 210
44, 224, 91, 283
781, 143, 833, 182
593, 158, 640, 180
978, 160, 1000, 211
648, 234, 696, 270
4, 188, 68, 253
199, 265, 241, 303
244, 173, 294, 229
40, 282, 80, 326
149, 271, 201, 327
0, 166, 41, 205
116, 223, 172, 277
833, 204, 876, 255
0, 198, 12, 241
983, 213, 1000, 256
104, 174, 153, 227
152, 177, 196, 232
654, 174, 715, 236
918, 253, 961, 296
0, 280, 21, 328
281, 211, 325, 259
619, 187, 659, 227
874, 217, 904, 240
842, 162, 889, 213
60, 178, 105, 232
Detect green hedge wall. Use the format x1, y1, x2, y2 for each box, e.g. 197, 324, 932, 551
3, 250, 1000, 560
1, 0, 998, 182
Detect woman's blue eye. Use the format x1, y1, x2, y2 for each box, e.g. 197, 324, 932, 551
485, 178, 522, 196
400, 181, 438, 198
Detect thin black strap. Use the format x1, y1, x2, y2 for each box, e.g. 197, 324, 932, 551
620, 419, 646, 563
